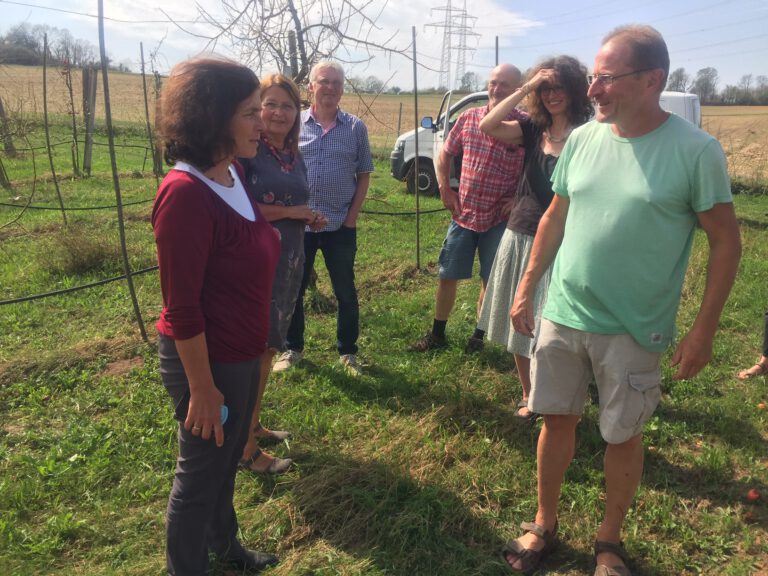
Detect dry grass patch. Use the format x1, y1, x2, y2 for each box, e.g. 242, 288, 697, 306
0, 64, 154, 124
702, 105, 768, 182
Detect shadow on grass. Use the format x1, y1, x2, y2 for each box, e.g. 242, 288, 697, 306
278, 360, 765, 574
284, 450, 594, 576
313, 359, 543, 452
655, 402, 766, 459
736, 216, 768, 231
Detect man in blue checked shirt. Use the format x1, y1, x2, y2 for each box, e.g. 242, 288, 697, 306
275, 60, 375, 376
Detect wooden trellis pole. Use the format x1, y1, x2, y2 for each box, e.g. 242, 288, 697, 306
81, 67, 98, 176
0, 97, 17, 158
97, 0, 148, 342
43, 33, 68, 225
139, 43, 162, 185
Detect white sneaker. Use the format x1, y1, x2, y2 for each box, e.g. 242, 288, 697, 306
273, 350, 302, 372
339, 354, 362, 376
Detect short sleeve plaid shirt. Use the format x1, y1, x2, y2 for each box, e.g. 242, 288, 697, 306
300, 108, 375, 232
443, 106, 527, 232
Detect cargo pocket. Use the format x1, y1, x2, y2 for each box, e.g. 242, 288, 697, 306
619, 370, 662, 430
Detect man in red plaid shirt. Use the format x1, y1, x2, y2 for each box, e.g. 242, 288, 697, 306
411, 64, 526, 353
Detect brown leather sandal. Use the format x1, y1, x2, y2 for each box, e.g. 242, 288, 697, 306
238, 448, 293, 475
501, 520, 558, 574
254, 423, 291, 444
512, 399, 540, 424
594, 540, 632, 576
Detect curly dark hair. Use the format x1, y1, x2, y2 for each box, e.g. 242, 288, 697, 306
159, 56, 260, 170
526, 55, 593, 128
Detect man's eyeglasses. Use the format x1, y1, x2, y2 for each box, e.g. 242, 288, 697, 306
315, 79, 344, 88
539, 84, 565, 97
263, 102, 297, 113
587, 68, 655, 87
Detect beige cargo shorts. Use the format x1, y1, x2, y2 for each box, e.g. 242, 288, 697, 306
529, 319, 663, 444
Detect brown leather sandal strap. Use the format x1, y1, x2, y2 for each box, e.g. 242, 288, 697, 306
519, 521, 546, 539
594, 540, 630, 564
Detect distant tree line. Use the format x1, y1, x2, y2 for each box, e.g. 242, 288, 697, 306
353, 67, 768, 102
0, 23, 131, 72
667, 66, 768, 105
346, 70, 483, 95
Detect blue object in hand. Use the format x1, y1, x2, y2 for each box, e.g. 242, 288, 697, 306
221, 404, 229, 424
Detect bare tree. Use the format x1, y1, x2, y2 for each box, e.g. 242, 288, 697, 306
459, 71, 480, 92
363, 75, 384, 93
164, 0, 407, 84
666, 67, 689, 92
691, 67, 719, 104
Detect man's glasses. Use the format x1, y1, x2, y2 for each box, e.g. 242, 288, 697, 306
263, 102, 297, 113
315, 79, 344, 88
587, 68, 655, 87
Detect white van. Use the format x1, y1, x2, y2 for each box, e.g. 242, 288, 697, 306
659, 91, 701, 127
390, 90, 701, 195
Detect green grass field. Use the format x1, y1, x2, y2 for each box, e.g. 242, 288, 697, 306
0, 110, 767, 575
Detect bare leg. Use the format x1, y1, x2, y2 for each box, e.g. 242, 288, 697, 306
505, 414, 579, 570
241, 349, 275, 462
435, 278, 458, 321
595, 434, 643, 570
514, 354, 533, 417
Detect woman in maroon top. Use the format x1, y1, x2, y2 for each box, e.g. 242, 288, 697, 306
153, 57, 280, 575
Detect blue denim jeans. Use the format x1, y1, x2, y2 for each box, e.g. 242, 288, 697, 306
286, 226, 359, 355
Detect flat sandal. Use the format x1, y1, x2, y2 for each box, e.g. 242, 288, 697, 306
501, 520, 558, 574
594, 540, 632, 576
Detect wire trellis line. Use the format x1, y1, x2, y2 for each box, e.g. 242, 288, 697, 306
0, 197, 154, 210
0, 265, 159, 306
8, 139, 154, 153
360, 207, 445, 215
0, 200, 445, 215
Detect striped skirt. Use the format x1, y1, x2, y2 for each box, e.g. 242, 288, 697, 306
477, 228, 553, 358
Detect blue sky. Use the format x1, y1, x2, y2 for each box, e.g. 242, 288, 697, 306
1, 0, 766, 90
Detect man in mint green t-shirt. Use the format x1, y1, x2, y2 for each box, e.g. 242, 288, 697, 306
503, 25, 741, 576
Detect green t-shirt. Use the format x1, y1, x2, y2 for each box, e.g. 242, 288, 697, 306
545, 114, 732, 351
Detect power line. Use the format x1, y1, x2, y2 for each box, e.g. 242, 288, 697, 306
502, 0, 752, 51
425, 0, 461, 89
454, 0, 479, 89
472, 0, 625, 29
673, 33, 766, 54
0, 0, 198, 24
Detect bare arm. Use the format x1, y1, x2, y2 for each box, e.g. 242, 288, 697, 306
436, 148, 459, 216
343, 172, 370, 228
670, 202, 741, 379
479, 69, 556, 144
257, 203, 314, 223
510, 194, 570, 336
258, 203, 327, 230
175, 332, 225, 447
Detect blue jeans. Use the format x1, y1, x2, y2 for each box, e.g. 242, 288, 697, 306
286, 226, 359, 355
